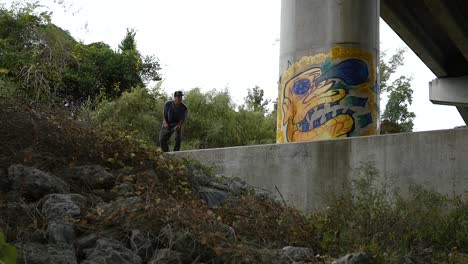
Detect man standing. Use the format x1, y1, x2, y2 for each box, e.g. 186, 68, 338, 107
160, 91, 188, 152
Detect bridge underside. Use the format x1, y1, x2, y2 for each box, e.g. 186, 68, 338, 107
381, 0, 468, 124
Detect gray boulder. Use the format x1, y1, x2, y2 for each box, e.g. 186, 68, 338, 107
42, 193, 86, 244
81, 238, 142, 264
15, 242, 77, 264
332, 252, 374, 264
212, 174, 249, 195
95, 196, 142, 215
46, 220, 75, 244
282, 246, 315, 261
149, 249, 182, 264
75, 233, 98, 257
8, 165, 69, 200
42, 193, 86, 220
68, 165, 116, 189
198, 187, 229, 208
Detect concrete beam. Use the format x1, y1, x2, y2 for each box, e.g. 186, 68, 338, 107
381, 0, 447, 77
424, 0, 468, 62
456, 106, 468, 125
429, 75, 468, 107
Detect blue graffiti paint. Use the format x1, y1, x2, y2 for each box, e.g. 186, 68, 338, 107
346, 109, 355, 116
313, 117, 322, 128
292, 79, 311, 95
345, 96, 368, 107
358, 112, 373, 128
316, 59, 368, 86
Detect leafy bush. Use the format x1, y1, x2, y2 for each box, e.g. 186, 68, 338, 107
182, 88, 276, 149
0, 231, 16, 264
90, 87, 276, 151
93, 86, 168, 145
312, 162, 468, 263
0, 79, 19, 98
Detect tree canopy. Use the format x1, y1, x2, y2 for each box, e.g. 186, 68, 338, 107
0, 3, 161, 102
380, 48, 416, 134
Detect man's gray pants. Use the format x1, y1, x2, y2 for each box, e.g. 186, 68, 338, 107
159, 125, 181, 152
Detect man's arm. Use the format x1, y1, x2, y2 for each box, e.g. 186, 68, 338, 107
163, 102, 170, 128
175, 106, 188, 130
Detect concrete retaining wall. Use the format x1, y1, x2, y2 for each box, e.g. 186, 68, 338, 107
173, 129, 468, 212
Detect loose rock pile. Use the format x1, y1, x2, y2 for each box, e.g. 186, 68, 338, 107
0, 163, 372, 263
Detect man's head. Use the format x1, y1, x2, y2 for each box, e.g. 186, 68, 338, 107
174, 91, 184, 103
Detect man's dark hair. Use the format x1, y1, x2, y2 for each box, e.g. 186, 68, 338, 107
174, 91, 184, 97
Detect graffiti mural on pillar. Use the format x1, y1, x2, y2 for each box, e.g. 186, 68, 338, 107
277, 47, 378, 143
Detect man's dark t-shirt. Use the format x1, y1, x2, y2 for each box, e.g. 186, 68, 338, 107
164, 101, 188, 127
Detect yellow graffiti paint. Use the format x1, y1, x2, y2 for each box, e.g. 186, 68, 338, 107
277, 46, 378, 143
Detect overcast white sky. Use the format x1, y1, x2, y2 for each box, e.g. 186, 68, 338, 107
4, 0, 465, 131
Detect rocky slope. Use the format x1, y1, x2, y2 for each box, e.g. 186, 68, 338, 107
1, 162, 374, 264
0, 98, 377, 263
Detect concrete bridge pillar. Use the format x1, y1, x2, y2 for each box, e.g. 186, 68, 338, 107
277, 0, 380, 143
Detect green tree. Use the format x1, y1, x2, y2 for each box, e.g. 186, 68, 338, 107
0, 3, 162, 102
180, 87, 276, 149
93, 86, 168, 144
64, 29, 161, 101
380, 48, 416, 134
243, 85, 270, 113
182, 88, 237, 149
0, 2, 75, 100
239, 86, 275, 143
118, 28, 162, 84
119, 28, 137, 51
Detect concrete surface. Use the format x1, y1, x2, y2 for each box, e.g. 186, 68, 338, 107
381, 0, 468, 78
381, 0, 468, 125
173, 129, 468, 212
279, 0, 379, 74
277, 0, 380, 142
430, 76, 468, 107
430, 76, 468, 124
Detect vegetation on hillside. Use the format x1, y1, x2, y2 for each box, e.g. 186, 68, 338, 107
0, 97, 467, 263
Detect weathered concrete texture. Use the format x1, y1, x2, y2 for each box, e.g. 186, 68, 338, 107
430, 76, 468, 107
174, 129, 468, 212
430, 76, 468, 125
280, 0, 379, 74
381, 0, 468, 78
